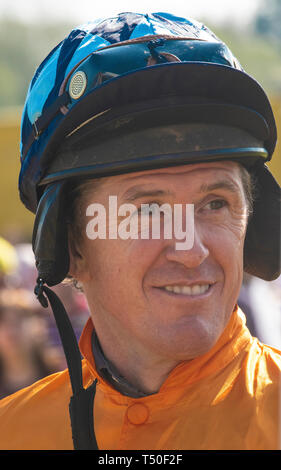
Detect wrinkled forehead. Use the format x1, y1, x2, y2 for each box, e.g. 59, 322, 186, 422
114, 160, 241, 181
86, 160, 243, 187
78, 160, 244, 198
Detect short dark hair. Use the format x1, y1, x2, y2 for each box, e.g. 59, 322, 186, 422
239, 165, 257, 218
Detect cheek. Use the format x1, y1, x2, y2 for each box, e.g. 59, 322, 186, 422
203, 217, 247, 277
84, 238, 151, 289
85, 237, 167, 316
204, 207, 248, 248
85, 241, 121, 281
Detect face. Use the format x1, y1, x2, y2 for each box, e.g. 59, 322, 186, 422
70, 161, 248, 364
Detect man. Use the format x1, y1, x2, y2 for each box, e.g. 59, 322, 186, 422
0, 12, 280, 450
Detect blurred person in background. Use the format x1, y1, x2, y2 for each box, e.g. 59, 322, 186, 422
5, 243, 37, 291
0, 287, 62, 399
0, 236, 18, 288
239, 273, 281, 350
1, 241, 90, 382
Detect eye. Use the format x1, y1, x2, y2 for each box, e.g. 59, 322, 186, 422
205, 199, 227, 210
138, 202, 161, 215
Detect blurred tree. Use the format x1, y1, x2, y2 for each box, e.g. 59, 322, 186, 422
0, 18, 72, 107
214, 26, 281, 95
254, 0, 281, 44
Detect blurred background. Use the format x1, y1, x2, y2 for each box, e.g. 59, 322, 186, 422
0, 0, 280, 398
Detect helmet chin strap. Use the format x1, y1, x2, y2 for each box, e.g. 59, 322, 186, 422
34, 278, 99, 450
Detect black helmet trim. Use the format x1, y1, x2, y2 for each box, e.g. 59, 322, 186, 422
243, 163, 280, 281
38, 100, 269, 187
32, 181, 70, 286
41, 62, 277, 171
40, 149, 267, 187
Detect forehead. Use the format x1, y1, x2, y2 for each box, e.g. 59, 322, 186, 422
91, 161, 243, 195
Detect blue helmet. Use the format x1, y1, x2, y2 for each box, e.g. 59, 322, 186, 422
19, 12, 279, 287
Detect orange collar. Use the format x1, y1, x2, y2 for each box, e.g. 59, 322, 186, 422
79, 305, 252, 393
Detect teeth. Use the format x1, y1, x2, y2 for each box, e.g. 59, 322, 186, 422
163, 284, 210, 295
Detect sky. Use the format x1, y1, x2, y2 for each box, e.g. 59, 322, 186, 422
0, 0, 262, 27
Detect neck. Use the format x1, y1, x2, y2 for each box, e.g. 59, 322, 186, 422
92, 316, 180, 395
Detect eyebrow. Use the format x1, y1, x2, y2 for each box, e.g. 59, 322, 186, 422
122, 179, 240, 202
122, 187, 174, 202
199, 180, 240, 194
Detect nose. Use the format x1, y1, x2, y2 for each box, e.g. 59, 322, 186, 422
164, 223, 210, 269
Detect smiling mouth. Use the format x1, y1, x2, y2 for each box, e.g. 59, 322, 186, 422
158, 284, 211, 296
